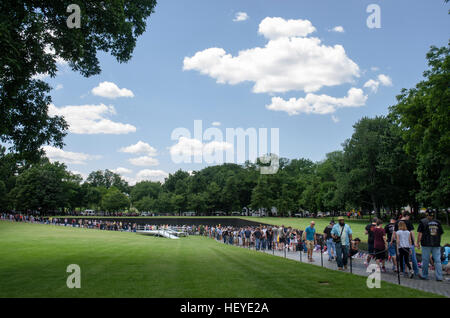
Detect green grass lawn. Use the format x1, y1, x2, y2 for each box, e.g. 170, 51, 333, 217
0, 221, 441, 298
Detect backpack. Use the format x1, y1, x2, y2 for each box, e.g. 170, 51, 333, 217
441, 246, 446, 262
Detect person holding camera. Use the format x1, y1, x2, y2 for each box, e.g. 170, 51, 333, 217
331, 216, 353, 270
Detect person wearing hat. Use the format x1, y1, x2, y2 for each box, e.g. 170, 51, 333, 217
331, 216, 353, 270
323, 220, 336, 261
417, 209, 444, 281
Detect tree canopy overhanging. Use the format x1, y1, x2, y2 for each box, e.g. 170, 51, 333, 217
0, 0, 157, 160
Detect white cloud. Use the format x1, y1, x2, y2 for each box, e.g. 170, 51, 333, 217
183, 17, 359, 94
233, 12, 249, 22
377, 74, 392, 86
48, 103, 136, 135
331, 115, 340, 123
170, 137, 233, 157
111, 167, 132, 175
91, 81, 134, 99
363, 79, 380, 93
266, 87, 368, 116
128, 156, 159, 167
330, 26, 345, 33
370, 66, 379, 72
136, 169, 169, 183
55, 84, 63, 91
42, 146, 101, 165
258, 17, 316, 39
363, 74, 392, 93
119, 141, 157, 156
212, 121, 221, 126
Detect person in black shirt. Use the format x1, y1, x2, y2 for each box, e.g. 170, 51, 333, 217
253, 228, 262, 250
266, 228, 273, 250
323, 220, 335, 261
385, 218, 398, 271
365, 217, 377, 266
417, 210, 444, 281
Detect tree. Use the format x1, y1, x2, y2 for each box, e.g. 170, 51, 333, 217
338, 116, 419, 218
101, 187, 129, 212
86, 170, 130, 193
130, 181, 161, 204
390, 44, 450, 209
188, 192, 207, 214
0, 180, 7, 209
134, 196, 154, 212
81, 184, 102, 210
0, 1, 157, 160
10, 161, 70, 213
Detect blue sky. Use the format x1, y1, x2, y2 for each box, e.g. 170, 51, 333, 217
42, 0, 449, 184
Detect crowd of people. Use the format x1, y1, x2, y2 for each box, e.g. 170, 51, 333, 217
362, 210, 448, 281
2, 210, 448, 281
0, 213, 140, 232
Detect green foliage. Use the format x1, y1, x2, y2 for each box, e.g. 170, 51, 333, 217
86, 169, 130, 193
10, 161, 75, 212
101, 187, 129, 212
390, 44, 450, 208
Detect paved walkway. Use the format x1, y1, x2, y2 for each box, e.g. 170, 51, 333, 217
219, 241, 450, 297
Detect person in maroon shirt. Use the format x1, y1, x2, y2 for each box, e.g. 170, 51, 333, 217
373, 219, 387, 272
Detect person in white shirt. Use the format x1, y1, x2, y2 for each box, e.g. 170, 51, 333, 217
393, 221, 414, 278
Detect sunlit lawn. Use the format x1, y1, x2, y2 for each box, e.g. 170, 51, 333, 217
0, 221, 441, 298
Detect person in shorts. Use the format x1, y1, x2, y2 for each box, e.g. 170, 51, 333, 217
373, 219, 387, 272
304, 221, 316, 262
385, 217, 398, 271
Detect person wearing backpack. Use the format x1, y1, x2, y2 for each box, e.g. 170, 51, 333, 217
331, 216, 353, 270
417, 210, 444, 281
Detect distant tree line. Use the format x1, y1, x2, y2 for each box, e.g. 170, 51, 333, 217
0, 45, 448, 223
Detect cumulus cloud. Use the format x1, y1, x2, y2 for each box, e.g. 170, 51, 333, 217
183, 17, 359, 94
266, 88, 368, 116
363, 74, 393, 93
119, 141, 157, 156
170, 137, 233, 157
136, 169, 169, 183
258, 17, 316, 39
330, 26, 345, 33
128, 156, 159, 167
111, 167, 132, 175
42, 146, 101, 165
48, 103, 136, 135
363, 79, 380, 93
377, 74, 392, 86
331, 115, 340, 123
233, 12, 249, 22
91, 81, 134, 99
